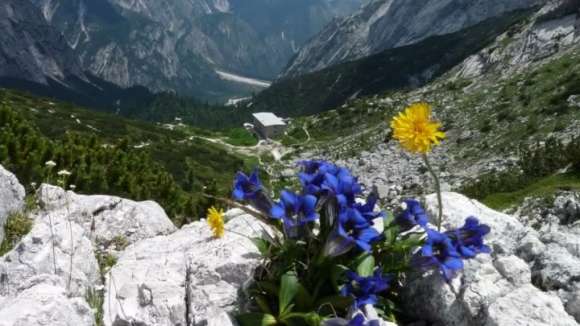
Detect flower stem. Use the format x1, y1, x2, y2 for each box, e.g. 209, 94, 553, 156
422, 154, 443, 231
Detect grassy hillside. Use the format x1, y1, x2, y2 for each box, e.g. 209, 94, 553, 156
0, 88, 259, 224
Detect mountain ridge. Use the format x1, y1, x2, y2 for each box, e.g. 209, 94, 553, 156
282, 0, 544, 78
26, 0, 363, 100
249, 8, 537, 117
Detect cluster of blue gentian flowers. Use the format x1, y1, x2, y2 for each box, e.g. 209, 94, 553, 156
232, 160, 491, 323
233, 160, 385, 255
396, 199, 491, 280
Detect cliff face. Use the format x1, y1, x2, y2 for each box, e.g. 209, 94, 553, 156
282, 0, 543, 78
0, 0, 87, 86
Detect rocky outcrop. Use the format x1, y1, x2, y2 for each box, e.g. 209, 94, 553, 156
0, 173, 178, 326
0, 182, 99, 325
0, 208, 100, 298
455, 0, 580, 79
0, 165, 25, 243
37, 184, 176, 247
513, 191, 580, 322
401, 192, 579, 325
103, 209, 266, 326
2, 163, 580, 325
0, 164, 264, 326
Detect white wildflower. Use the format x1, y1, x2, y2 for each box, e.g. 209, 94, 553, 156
57, 170, 72, 176
45, 160, 57, 168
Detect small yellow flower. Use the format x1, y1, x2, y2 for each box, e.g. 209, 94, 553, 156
390, 102, 446, 154
207, 206, 225, 238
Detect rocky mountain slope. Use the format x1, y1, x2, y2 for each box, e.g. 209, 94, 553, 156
272, 0, 580, 205
26, 0, 362, 100
250, 9, 534, 117
282, 0, 543, 78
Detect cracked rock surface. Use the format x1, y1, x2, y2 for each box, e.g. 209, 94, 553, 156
401, 192, 579, 326
103, 209, 265, 326
37, 184, 176, 246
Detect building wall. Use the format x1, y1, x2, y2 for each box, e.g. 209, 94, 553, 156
253, 117, 286, 139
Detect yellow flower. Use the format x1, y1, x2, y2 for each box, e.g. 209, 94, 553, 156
207, 206, 225, 238
390, 102, 446, 154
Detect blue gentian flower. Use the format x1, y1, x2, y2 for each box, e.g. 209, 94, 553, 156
232, 169, 262, 201
394, 199, 428, 229
232, 169, 272, 214
324, 207, 381, 256
321, 168, 362, 207
298, 160, 338, 175
340, 270, 392, 309
353, 192, 384, 223
298, 161, 362, 206
323, 314, 380, 326
271, 190, 319, 237
447, 217, 491, 258
415, 228, 464, 281
298, 160, 340, 195
348, 315, 380, 326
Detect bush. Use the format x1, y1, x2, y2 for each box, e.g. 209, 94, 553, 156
0, 99, 253, 225
0, 212, 33, 256
224, 128, 258, 146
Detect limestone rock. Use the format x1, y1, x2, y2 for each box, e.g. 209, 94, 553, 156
103, 213, 266, 326
37, 184, 176, 246
0, 207, 100, 298
565, 286, 580, 322
494, 255, 531, 287
424, 192, 529, 255
533, 243, 580, 291
486, 284, 577, 326
0, 275, 95, 326
402, 193, 579, 325
0, 165, 26, 243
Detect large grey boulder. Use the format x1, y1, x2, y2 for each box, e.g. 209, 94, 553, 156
485, 284, 576, 326
0, 165, 26, 243
401, 192, 578, 326
424, 192, 529, 255
0, 275, 95, 326
0, 205, 100, 298
103, 210, 266, 326
37, 184, 176, 246
0, 185, 100, 326
514, 191, 580, 321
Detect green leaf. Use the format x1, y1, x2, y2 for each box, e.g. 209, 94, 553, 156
281, 312, 322, 326
255, 295, 273, 315
251, 237, 270, 255
279, 272, 300, 316
314, 295, 353, 312
294, 284, 314, 311
236, 313, 277, 326
356, 254, 375, 277
258, 281, 279, 297
330, 264, 349, 291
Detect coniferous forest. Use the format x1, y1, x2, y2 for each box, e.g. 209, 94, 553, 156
0, 89, 257, 225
